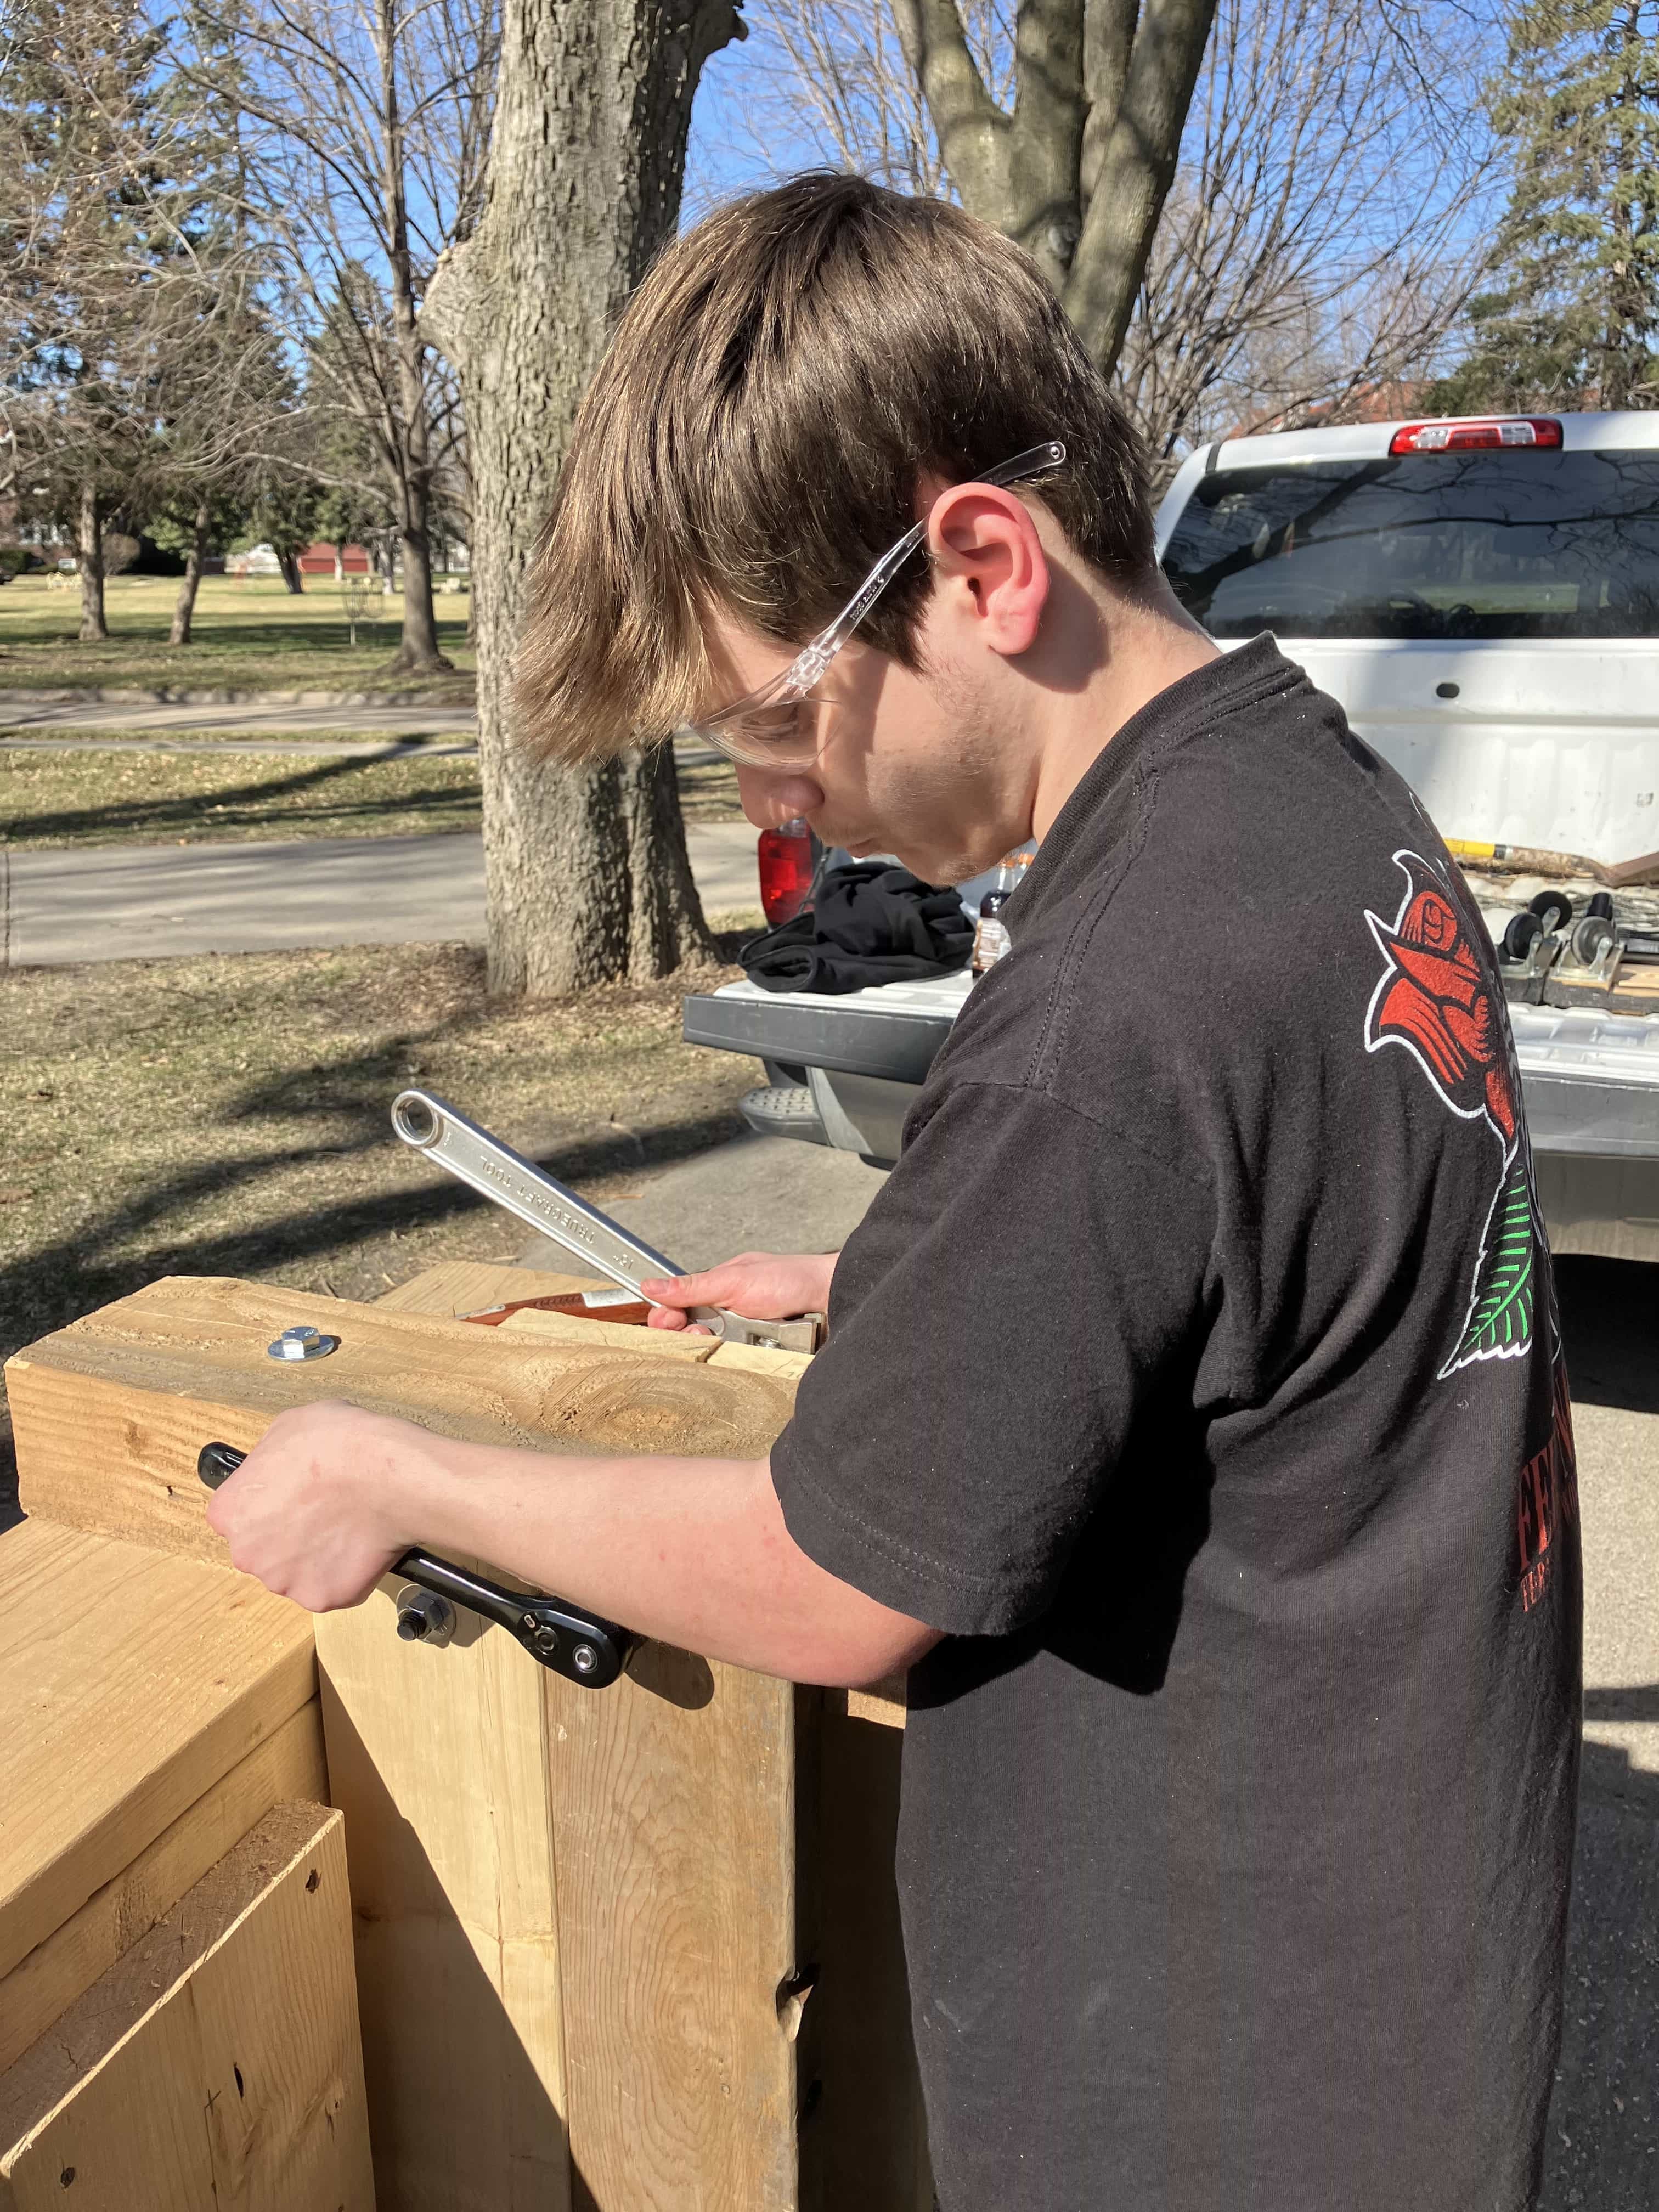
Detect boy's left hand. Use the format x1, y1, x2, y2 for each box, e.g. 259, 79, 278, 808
205, 1401, 431, 1612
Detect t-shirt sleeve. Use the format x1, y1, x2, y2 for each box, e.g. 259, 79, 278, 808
769, 1076, 1217, 1637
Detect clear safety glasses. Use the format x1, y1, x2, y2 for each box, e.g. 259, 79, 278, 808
677, 440, 1066, 769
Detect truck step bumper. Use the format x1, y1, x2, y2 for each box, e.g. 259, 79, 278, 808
738, 1082, 830, 1147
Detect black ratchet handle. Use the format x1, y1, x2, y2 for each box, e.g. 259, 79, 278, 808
196, 1443, 631, 1690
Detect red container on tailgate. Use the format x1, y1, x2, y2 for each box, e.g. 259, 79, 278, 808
758, 819, 815, 925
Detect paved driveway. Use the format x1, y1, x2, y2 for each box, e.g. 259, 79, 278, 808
1, 824, 762, 965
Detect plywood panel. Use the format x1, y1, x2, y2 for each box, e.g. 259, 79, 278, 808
0, 1701, 327, 2075
0, 1521, 315, 1985
314, 1588, 569, 2212
0, 1803, 373, 2212
6, 1278, 799, 1568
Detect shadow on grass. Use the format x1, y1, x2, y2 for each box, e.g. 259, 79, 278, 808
3, 753, 479, 844
0, 1083, 747, 1528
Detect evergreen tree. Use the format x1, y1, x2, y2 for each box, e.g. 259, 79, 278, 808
1, 0, 257, 637
1437, 0, 1659, 411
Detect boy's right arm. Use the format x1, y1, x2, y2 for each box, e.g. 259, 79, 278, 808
639, 1251, 838, 1333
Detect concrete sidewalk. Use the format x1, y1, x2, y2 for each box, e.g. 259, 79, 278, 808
2, 823, 761, 965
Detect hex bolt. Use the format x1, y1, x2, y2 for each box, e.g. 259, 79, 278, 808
267, 1325, 340, 1363
394, 1589, 455, 1645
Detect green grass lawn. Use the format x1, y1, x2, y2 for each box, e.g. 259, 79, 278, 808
0, 738, 744, 845
0, 574, 476, 697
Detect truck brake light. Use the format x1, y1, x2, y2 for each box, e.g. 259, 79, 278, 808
1389, 416, 1562, 454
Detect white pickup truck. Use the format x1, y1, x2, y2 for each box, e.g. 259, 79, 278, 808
682, 410, 1659, 1262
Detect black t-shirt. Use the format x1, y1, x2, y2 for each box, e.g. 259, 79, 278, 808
771, 637, 1582, 2212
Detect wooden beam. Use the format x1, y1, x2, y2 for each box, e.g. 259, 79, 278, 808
314, 1583, 569, 2212
6, 1276, 799, 1568
0, 1804, 373, 2212
0, 1702, 327, 2077
381, 1262, 812, 2210
546, 1662, 807, 2211
0, 1521, 315, 1988
7, 1264, 924, 2207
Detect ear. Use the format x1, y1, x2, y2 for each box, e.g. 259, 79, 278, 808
925, 483, 1049, 658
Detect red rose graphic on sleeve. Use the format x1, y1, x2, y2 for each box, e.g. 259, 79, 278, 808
1365, 855, 1517, 1150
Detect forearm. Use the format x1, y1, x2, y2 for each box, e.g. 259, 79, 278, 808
398, 1429, 935, 1686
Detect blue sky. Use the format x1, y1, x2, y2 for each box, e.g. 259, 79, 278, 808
684, 19, 836, 216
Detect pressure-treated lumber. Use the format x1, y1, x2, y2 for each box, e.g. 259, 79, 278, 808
0, 1702, 326, 2076
0, 1803, 373, 2212
5, 1277, 800, 1568
0, 1521, 316, 1989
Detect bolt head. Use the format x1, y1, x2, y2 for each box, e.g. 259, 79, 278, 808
572, 1645, 597, 1674
267, 1327, 339, 1362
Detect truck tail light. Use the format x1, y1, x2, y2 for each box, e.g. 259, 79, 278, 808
758, 819, 814, 925
1389, 416, 1562, 454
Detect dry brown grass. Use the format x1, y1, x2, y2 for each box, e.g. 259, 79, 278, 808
0, 931, 764, 1513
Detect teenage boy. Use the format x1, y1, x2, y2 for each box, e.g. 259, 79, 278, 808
209, 174, 1581, 2210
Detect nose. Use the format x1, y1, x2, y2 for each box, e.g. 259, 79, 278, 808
735, 765, 825, 828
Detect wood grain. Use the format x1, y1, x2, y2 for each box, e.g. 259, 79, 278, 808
5, 1276, 800, 1567
376, 1257, 591, 1318
0, 1804, 373, 2212
498, 1307, 717, 1358
385, 1261, 816, 2209
840, 1675, 908, 1730
0, 1521, 315, 1986
545, 1664, 807, 2212
0, 1702, 327, 2076
314, 1584, 571, 2212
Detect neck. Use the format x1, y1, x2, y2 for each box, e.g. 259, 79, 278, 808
1026, 572, 1219, 844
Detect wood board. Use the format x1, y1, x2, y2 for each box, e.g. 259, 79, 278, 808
5, 1265, 924, 2208
0, 1520, 316, 1988
5, 1276, 800, 1570
0, 1702, 326, 2077
313, 1578, 570, 2212
0, 1803, 373, 2212
370, 1261, 810, 2211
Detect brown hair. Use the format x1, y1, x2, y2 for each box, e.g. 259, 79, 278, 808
517, 172, 1155, 763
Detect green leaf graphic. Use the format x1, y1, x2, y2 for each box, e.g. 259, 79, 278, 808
1441, 1153, 1537, 1377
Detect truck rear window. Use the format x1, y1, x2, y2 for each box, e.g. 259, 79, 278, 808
1161, 449, 1659, 640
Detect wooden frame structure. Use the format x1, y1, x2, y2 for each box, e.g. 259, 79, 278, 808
2, 1265, 924, 2211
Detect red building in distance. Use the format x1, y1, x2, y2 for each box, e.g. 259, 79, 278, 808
296, 542, 374, 577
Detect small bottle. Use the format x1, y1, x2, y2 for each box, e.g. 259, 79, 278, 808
972, 854, 1019, 975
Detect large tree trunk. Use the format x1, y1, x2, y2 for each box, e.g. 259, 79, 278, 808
388, 497, 448, 672
279, 549, 304, 593
422, 1, 740, 998
894, 0, 1218, 376
170, 500, 211, 646
76, 483, 108, 643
